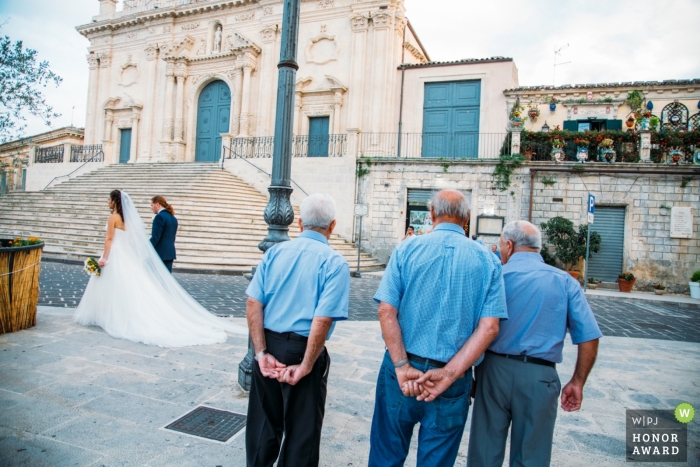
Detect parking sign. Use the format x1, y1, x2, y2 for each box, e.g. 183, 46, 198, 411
587, 194, 595, 223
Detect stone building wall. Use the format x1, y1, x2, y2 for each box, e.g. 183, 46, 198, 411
360, 159, 699, 291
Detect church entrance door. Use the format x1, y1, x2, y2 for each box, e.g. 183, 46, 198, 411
195, 80, 231, 162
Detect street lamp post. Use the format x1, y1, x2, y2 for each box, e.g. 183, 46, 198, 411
238, 0, 302, 391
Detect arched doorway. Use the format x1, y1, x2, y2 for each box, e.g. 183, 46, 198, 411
195, 80, 231, 162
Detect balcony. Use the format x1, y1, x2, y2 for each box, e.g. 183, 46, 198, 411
357, 132, 511, 159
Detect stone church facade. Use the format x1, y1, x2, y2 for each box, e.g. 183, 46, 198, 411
76, 0, 458, 164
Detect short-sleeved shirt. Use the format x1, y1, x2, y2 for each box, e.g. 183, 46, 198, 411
246, 230, 350, 339
489, 252, 603, 363
374, 222, 508, 364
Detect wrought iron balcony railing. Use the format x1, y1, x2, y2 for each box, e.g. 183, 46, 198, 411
228, 134, 347, 159
357, 132, 511, 159
70, 145, 104, 163
35, 145, 64, 164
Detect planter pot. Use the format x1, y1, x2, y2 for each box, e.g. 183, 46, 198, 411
587, 283, 598, 289
567, 271, 581, 280
0, 240, 44, 334
550, 103, 557, 111
626, 119, 635, 128
690, 282, 700, 299
654, 289, 665, 295
618, 278, 636, 293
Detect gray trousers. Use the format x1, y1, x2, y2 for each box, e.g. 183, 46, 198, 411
467, 352, 561, 467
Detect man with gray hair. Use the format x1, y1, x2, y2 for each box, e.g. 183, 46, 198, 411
467, 220, 602, 467
245, 193, 350, 467
369, 189, 507, 466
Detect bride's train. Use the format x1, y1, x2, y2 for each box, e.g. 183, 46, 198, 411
74, 192, 247, 347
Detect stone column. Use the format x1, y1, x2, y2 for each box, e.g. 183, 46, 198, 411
174, 72, 186, 143
142, 44, 159, 161
333, 91, 343, 134
98, 0, 117, 16
129, 111, 140, 163
639, 129, 651, 163
162, 67, 175, 141
103, 110, 114, 163
257, 26, 278, 136
85, 55, 100, 144
368, 11, 391, 133
511, 127, 522, 154
238, 64, 254, 137
294, 90, 303, 134
97, 52, 112, 146
63, 143, 72, 165
231, 66, 243, 136
348, 13, 369, 130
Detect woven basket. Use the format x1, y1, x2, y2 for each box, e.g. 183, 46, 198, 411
0, 240, 44, 334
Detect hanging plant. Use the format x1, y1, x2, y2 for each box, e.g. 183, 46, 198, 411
493, 153, 526, 191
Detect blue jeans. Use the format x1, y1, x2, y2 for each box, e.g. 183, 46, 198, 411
369, 351, 472, 467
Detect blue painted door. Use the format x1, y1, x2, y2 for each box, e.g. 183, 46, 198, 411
308, 116, 330, 157
422, 80, 480, 158
119, 129, 131, 164
195, 80, 231, 162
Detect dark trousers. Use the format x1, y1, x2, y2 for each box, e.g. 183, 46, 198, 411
467, 352, 561, 467
246, 330, 330, 467
162, 260, 173, 273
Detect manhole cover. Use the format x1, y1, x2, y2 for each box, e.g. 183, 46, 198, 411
633, 322, 675, 331
165, 406, 246, 442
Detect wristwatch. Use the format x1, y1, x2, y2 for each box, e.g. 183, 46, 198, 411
254, 349, 269, 361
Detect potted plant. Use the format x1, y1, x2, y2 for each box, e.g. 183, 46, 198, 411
618, 272, 636, 293
587, 277, 599, 289
650, 116, 660, 131
549, 96, 557, 112
652, 283, 666, 295
598, 138, 616, 163
550, 139, 565, 163
626, 115, 636, 128
574, 138, 590, 163
540, 216, 601, 280
690, 270, 700, 299
528, 105, 540, 122
0, 237, 44, 334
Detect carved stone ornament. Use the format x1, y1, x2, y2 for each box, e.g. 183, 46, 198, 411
97, 52, 112, 68
305, 30, 340, 65
372, 11, 392, 28
163, 25, 172, 33
262, 6, 274, 15
181, 22, 200, 31
86, 54, 99, 69
126, 32, 138, 40
119, 55, 139, 87
350, 14, 369, 31
260, 25, 277, 42
144, 43, 158, 60
403, 42, 426, 63
317, 0, 334, 8
235, 12, 255, 21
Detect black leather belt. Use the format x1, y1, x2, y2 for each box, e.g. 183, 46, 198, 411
265, 329, 308, 342
487, 350, 556, 368
407, 352, 446, 369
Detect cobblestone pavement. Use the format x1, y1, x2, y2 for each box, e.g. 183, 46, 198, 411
39, 261, 700, 342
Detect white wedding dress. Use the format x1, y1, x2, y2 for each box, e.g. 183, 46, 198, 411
74, 192, 247, 347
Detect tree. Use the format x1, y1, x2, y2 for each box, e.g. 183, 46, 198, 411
0, 33, 62, 143
540, 216, 601, 271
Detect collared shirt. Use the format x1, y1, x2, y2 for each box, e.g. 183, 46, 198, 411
374, 222, 508, 363
489, 252, 603, 363
246, 230, 350, 339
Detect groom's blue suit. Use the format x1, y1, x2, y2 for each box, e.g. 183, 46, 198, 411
150, 210, 178, 273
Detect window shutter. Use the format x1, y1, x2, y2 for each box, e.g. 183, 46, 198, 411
563, 120, 578, 131
607, 119, 623, 130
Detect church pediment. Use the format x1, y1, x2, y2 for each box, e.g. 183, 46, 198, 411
296, 75, 347, 94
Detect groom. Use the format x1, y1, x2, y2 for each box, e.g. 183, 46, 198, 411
150, 195, 178, 273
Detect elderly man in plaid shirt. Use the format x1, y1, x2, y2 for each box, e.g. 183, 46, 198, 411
368, 189, 508, 467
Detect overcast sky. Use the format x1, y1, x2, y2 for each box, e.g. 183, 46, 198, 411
2, 0, 699, 137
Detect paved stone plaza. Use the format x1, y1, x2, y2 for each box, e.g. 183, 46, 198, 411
0, 306, 698, 466
39, 261, 700, 341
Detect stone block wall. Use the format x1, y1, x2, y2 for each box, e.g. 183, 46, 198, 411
360, 159, 699, 291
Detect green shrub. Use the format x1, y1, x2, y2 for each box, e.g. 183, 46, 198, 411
691, 270, 700, 282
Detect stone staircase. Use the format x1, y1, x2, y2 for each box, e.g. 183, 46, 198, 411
0, 163, 384, 274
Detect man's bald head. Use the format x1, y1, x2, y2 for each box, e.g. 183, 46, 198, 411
501, 220, 542, 252
429, 189, 470, 224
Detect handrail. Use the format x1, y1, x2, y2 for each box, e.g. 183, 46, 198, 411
221, 146, 309, 196
42, 150, 105, 191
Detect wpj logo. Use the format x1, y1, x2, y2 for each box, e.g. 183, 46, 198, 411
626, 405, 691, 463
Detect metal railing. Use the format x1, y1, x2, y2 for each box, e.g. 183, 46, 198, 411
70, 145, 104, 163
226, 134, 347, 159
35, 145, 64, 163
523, 140, 639, 163
221, 146, 309, 196
43, 149, 105, 190
358, 132, 511, 159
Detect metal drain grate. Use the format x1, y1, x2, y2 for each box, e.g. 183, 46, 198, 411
165, 406, 247, 442
634, 322, 675, 331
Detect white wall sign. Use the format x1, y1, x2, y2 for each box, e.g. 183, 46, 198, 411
670, 207, 693, 239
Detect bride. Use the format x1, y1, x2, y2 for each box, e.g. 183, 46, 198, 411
74, 190, 247, 347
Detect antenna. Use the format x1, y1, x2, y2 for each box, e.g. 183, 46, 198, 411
71, 106, 75, 127
553, 43, 571, 86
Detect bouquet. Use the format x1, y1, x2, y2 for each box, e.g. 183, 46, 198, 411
84, 257, 101, 276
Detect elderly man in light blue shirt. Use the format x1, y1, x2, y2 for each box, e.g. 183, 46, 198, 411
369, 189, 507, 467
245, 193, 349, 467
467, 220, 602, 467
